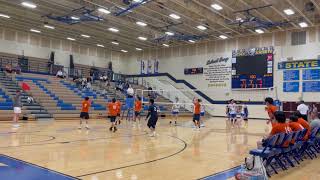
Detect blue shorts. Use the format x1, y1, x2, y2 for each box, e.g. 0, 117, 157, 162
172, 111, 179, 115
109, 116, 116, 122
229, 114, 236, 119
193, 114, 200, 121
200, 112, 205, 116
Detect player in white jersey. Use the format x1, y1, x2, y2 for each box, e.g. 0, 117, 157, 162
170, 102, 180, 125
228, 99, 237, 126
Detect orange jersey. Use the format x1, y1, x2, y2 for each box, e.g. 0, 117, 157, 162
108, 102, 118, 116
297, 118, 311, 140
270, 123, 292, 147
135, 100, 142, 112
289, 122, 304, 132
266, 105, 277, 119
116, 101, 122, 113
81, 100, 91, 113
194, 102, 200, 115
270, 123, 292, 135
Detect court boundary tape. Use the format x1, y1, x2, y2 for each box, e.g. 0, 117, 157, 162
0, 154, 81, 180
76, 134, 188, 177
198, 165, 241, 180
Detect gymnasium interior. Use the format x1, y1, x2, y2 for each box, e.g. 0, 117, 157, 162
0, 0, 320, 179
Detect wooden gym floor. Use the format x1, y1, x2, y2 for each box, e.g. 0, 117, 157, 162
0, 117, 319, 180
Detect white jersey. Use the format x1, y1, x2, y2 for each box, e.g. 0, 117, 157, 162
241, 105, 247, 114
172, 103, 180, 112
228, 103, 237, 114
200, 104, 205, 113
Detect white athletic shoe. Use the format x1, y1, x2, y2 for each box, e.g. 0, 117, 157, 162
78, 126, 82, 129
13, 124, 20, 127
200, 124, 205, 127
85, 125, 89, 129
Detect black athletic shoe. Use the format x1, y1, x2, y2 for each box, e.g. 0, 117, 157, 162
109, 127, 113, 131
169, 121, 172, 124
113, 127, 117, 132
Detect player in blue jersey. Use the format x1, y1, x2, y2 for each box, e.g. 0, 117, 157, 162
145, 99, 159, 137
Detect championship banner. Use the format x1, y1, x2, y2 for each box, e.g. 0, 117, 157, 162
154, 59, 159, 74
147, 60, 152, 74
140, 60, 146, 74
278, 59, 320, 69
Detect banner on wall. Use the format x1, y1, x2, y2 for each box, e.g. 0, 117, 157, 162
203, 57, 231, 88
278, 59, 320, 69
147, 60, 152, 74
154, 59, 159, 74
140, 60, 145, 74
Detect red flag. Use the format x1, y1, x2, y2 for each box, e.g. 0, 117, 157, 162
21, 82, 31, 91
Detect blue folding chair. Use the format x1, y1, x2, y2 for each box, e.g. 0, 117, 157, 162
305, 127, 320, 158
272, 132, 295, 169
249, 134, 279, 177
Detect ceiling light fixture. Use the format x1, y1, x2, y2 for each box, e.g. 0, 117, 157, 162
162, 44, 169, 47
283, 9, 295, 15
211, 4, 223, 10
138, 36, 147, 41
71, 16, 80, 20
136, 48, 142, 51
197, 25, 207, 30
111, 41, 119, 45
81, 34, 90, 38
169, 13, 181, 20
165, 32, 174, 36
136, 21, 147, 26
255, 29, 264, 34
44, 25, 55, 29
97, 44, 105, 47
67, 37, 75, 41
0, 14, 10, 18
21, 2, 37, 9
299, 22, 308, 28
30, 29, 41, 33
121, 50, 128, 53
108, 27, 119, 32
219, 35, 228, 39
98, 8, 111, 14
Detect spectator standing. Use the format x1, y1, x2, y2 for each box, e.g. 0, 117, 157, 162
297, 100, 309, 121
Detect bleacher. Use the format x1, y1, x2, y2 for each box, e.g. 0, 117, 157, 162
15, 73, 107, 119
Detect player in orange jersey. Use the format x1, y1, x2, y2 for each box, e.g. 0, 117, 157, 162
193, 98, 201, 130
79, 97, 91, 129
115, 100, 122, 125
134, 96, 142, 123
108, 98, 118, 132
265, 97, 277, 127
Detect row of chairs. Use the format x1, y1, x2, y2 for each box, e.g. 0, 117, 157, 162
250, 127, 320, 177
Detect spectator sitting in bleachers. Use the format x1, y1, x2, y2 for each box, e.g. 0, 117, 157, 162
13, 64, 21, 74
56, 69, 64, 79
5, 64, 12, 73
86, 82, 92, 90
